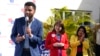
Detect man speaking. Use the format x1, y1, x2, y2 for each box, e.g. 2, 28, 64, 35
11, 1, 43, 56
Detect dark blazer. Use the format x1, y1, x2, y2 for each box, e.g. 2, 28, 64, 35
11, 17, 43, 56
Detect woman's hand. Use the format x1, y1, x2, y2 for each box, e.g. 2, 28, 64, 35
80, 34, 85, 43
53, 42, 64, 47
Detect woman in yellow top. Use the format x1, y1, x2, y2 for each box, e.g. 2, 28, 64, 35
70, 26, 89, 56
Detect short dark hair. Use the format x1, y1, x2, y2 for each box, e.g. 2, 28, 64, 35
24, 1, 36, 10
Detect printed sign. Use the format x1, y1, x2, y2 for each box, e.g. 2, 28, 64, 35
39, 40, 50, 56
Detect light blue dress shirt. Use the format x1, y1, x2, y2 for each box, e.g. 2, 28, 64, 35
24, 18, 34, 48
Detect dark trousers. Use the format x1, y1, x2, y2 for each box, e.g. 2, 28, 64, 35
96, 44, 100, 56
21, 48, 31, 56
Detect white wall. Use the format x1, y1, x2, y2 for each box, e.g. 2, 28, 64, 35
35, 0, 100, 23
35, 0, 83, 22
78, 0, 100, 23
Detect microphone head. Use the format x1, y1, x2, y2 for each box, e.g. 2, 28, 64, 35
25, 16, 29, 21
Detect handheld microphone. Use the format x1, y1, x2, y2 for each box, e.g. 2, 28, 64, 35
25, 16, 29, 27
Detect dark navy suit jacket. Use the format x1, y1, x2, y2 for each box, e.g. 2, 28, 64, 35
11, 17, 43, 56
